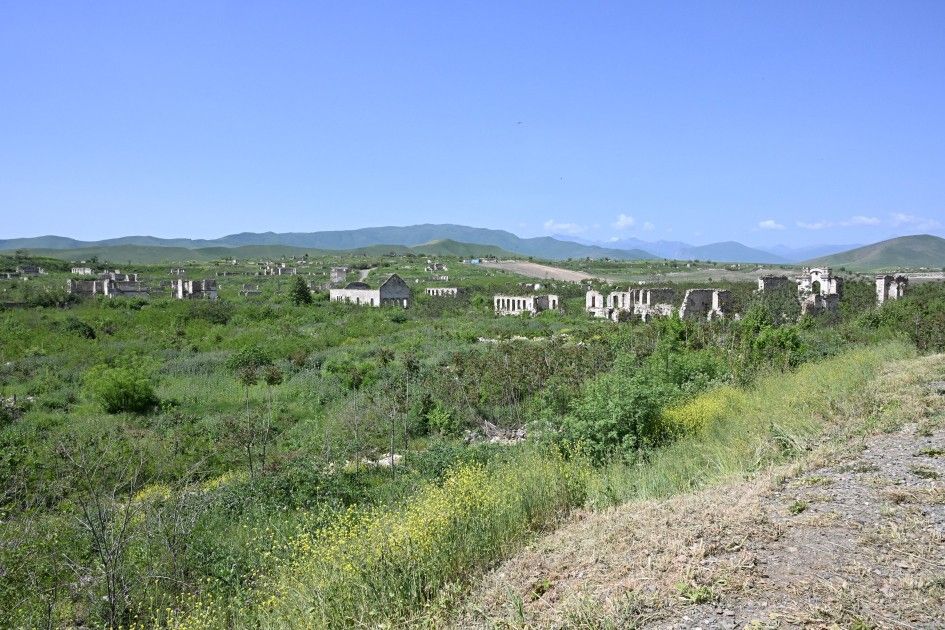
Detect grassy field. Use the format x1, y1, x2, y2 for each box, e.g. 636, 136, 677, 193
1, 250, 943, 628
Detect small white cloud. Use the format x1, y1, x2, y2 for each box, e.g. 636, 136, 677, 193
890, 212, 941, 230
758, 219, 785, 230
642, 221, 655, 231
543, 219, 586, 235
612, 213, 636, 230
845, 215, 880, 226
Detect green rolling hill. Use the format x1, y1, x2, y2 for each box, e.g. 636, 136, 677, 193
805, 234, 945, 271
11, 239, 519, 264
0, 224, 658, 261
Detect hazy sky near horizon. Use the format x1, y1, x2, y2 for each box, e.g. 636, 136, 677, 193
2, 1, 943, 246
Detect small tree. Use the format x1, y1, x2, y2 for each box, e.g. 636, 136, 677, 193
290, 275, 313, 306
59, 444, 142, 628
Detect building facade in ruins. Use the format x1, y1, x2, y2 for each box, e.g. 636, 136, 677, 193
329, 274, 411, 308
71, 267, 93, 275
67, 279, 149, 298
239, 283, 261, 296
876, 274, 908, 305
494, 294, 559, 316
329, 267, 350, 285
426, 287, 459, 297
585, 287, 676, 321
797, 267, 842, 315
101, 271, 138, 282
757, 275, 791, 292
174, 279, 218, 300
679, 289, 732, 321
261, 264, 297, 276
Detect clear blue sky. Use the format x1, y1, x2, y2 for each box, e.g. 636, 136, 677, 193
2, 1, 943, 246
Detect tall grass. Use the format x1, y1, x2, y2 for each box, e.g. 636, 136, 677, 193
165, 342, 911, 628
165, 449, 590, 628
588, 340, 914, 505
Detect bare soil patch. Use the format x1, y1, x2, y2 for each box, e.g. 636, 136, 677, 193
479, 260, 598, 283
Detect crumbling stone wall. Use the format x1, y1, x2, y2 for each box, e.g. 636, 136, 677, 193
330, 267, 350, 285
67, 279, 149, 298
875, 275, 908, 305
679, 289, 732, 321
494, 294, 559, 316
797, 268, 842, 315
797, 267, 842, 298
757, 275, 790, 292
426, 287, 459, 297
175, 279, 218, 300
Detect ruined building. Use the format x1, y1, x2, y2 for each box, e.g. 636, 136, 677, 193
67, 279, 149, 298
101, 271, 138, 282
329, 273, 411, 308
585, 287, 676, 321
174, 279, 218, 300
875, 275, 908, 305
239, 283, 261, 296
797, 267, 842, 315
329, 267, 350, 285
635, 288, 677, 321
71, 267, 93, 275
426, 287, 459, 297
757, 275, 791, 292
585, 289, 607, 318
261, 264, 297, 276
494, 294, 559, 316
679, 289, 732, 321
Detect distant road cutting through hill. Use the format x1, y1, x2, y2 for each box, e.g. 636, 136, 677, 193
479, 260, 599, 283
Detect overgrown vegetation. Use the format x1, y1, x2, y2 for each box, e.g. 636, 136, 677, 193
1, 252, 942, 628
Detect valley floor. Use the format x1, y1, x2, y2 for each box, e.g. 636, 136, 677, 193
456, 356, 945, 629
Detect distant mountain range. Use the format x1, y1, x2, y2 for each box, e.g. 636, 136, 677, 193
0, 239, 522, 265
805, 234, 945, 271
0, 224, 656, 262
560, 235, 861, 263
1, 225, 941, 269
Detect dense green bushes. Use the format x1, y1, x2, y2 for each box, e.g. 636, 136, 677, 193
854, 283, 945, 351
587, 340, 914, 505
84, 361, 159, 414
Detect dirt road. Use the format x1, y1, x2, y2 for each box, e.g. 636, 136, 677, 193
479, 260, 599, 283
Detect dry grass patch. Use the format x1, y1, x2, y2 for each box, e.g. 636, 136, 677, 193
453, 478, 777, 628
